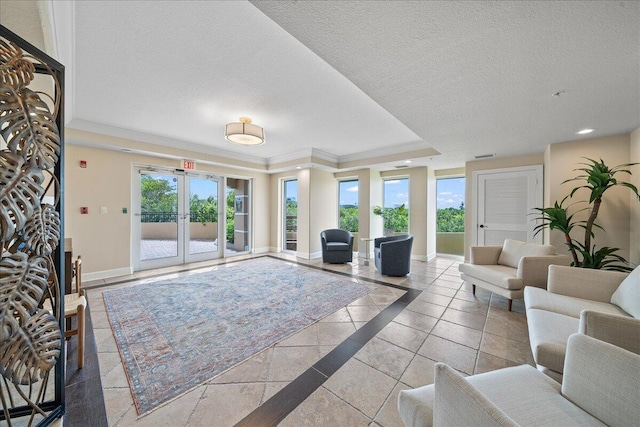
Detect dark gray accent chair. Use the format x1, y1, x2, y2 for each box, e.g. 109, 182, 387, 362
374, 234, 413, 276
321, 229, 354, 264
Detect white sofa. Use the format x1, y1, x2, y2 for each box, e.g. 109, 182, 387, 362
459, 239, 571, 311
524, 265, 640, 380
398, 332, 640, 427
397, 319, 640, 427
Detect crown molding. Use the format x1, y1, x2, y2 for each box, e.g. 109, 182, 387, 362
337, 140, 432, 163
67, 118, 268, 165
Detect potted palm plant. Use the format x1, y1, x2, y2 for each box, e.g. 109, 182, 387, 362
534, 158, 639, 272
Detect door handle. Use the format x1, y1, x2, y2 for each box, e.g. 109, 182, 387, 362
479, 224, 486, 228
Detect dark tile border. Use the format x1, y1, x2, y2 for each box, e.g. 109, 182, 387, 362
65, 302, 109, 426
235, 264, 422, 426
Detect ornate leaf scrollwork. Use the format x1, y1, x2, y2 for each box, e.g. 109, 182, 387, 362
0, 253, 59, 385
21, 204, 61, 256
0, 310, 61, 385
0, 151, 45, 244
0, 40, 34, 88
0, 82, 61, 169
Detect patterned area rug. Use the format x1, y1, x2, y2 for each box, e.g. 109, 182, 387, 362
103, 257, 370, 415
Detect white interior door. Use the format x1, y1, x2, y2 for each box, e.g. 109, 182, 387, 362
473, 165, 543, 246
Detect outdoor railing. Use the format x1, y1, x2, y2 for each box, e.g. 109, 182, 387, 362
140, 211, 217, 223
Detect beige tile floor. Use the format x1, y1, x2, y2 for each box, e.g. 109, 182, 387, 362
84, 254, 534, 427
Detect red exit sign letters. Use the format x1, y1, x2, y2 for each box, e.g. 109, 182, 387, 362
182, 160, 196, 170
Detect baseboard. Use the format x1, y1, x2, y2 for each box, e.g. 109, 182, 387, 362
309, 251, 322, 259
411, 254, 429, 262
427, 251, 437, 261
84, 267, 133, 282
253, 246, 271, 254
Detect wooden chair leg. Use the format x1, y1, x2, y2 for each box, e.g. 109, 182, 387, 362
77, 305, 85, 369
472, 284, 476, 295
508, 299, 513, 312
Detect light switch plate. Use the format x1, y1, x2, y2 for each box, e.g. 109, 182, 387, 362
100, 206, 108, 214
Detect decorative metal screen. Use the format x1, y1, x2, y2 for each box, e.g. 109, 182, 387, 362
0, 25, 65, 426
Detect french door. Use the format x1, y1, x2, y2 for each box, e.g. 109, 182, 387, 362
134, 168, 224, 270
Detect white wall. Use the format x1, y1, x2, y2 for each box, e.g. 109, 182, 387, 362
546, 135, 632, 262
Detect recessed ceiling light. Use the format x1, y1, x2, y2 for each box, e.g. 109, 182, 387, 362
296, 166, 302, 169
404, 160, 412, 164
576, 128, 595, 135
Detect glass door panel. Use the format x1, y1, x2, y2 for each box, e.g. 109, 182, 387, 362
226, 178, 251, 255
138, 172, 182, 268
186, 177, 221, 262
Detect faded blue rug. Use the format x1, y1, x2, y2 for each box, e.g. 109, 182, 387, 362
103, 257, 370, 415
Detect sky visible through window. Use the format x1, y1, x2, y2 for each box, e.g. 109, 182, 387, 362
339, 180, 358, 206
437, 177, 465, 209
384, 178, 409, 208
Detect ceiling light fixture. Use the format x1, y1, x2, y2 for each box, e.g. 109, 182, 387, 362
225, 117, 265, 145
576, 128, 595, 135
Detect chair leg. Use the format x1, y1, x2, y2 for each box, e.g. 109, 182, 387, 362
472, 284, 476, 295
77, 305, 85, 369
507, 299, 513, 312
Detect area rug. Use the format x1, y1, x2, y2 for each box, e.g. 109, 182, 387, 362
103, 257, 370, 415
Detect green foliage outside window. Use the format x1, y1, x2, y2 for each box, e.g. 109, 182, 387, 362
226, 190, 235, 243
141, 175, 177, 214
373, 204, 408, 233
437, 203, 465, 232
339, 205, 359, 232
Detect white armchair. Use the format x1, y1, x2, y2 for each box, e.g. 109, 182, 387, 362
525, 265, 639, 379
459, 239, 571, 310
398, 321, 640, 427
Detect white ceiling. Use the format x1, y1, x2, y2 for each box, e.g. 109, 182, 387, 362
41, 1, 640, 171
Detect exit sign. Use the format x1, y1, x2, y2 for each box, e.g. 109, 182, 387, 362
182, 160, 196, 170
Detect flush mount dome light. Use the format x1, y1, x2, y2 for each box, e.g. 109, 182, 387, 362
225, 117, 265, 145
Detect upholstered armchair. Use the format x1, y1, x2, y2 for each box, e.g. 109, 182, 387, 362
374, 234, 413, 276
320, 229, 354, 264
398, 324, 640, 427
458, 239, 571, 311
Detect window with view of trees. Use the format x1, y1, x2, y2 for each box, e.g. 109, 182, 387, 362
436, 177, 465, 232
339, 180, 359, 232
377, 178, 409, 233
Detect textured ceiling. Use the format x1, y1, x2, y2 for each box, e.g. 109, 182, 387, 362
253, 0, 640, 168
8, 1, 640, 172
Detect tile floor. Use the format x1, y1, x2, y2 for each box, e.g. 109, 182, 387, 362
83, 253, 534, 427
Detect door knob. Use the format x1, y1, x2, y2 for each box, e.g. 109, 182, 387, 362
479, 224, 486, 228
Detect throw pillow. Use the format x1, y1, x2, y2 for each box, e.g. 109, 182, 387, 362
497, 239, 556, 268
610, 266, 640, 318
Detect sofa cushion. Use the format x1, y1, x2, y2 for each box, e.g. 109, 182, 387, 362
525, 287, 630, 319
526, 308, 579, 373
498, 239, 556, 268
398, 364, 604, 427
459, 263, 523, 290
610, 266, 640, 318
325, 242, 350, 251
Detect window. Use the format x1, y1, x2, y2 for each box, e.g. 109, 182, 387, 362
436, 177, 465, 232
338, 180, 359, 232
436, 176, 465, 255
283, 179, 297, 251
380, 178, 409, 233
